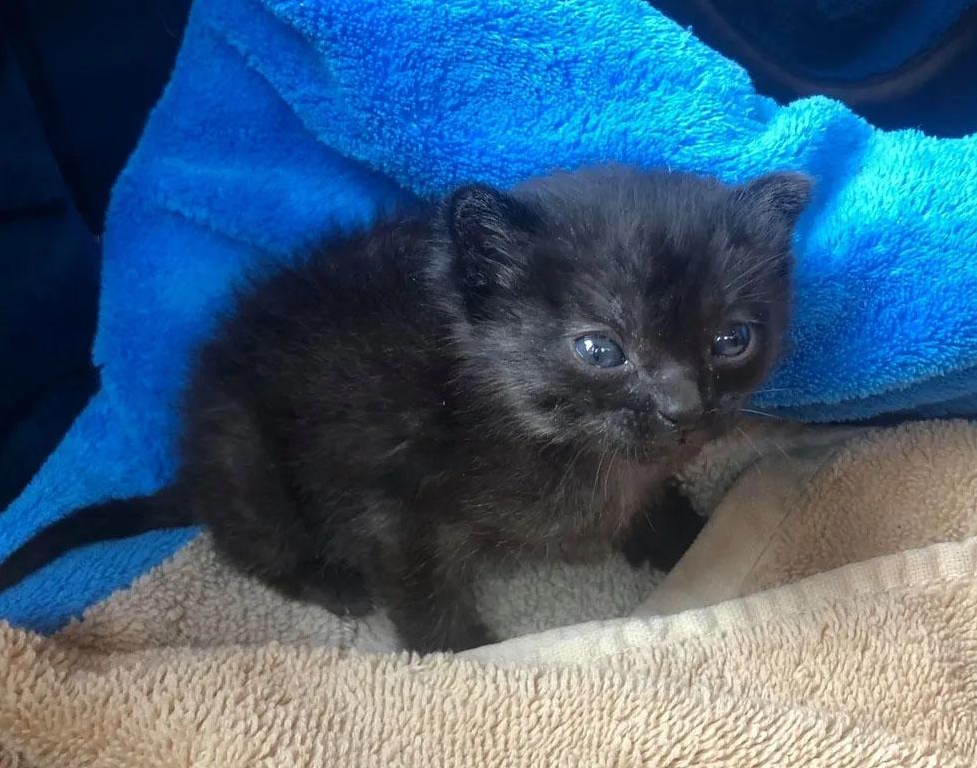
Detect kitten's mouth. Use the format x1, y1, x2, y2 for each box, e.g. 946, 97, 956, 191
663, 435, 708, 463
612, 433, 706, 466
598, 409, 717, 464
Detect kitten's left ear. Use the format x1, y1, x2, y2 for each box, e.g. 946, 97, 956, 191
736, 172, 813, 239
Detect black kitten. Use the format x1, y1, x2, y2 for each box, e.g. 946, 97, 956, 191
0, 166, 810, 652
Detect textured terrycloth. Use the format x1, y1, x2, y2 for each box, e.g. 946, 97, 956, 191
2, 419, 976, 767
4, 0, 977, 635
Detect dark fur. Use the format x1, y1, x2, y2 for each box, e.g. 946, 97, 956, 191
0, 166, 810, 651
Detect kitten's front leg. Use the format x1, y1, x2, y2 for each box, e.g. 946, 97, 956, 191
378, 525, 495, 653
618, 480, 705, 572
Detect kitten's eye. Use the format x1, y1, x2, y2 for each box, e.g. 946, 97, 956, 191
574, 335, 627, 368
711, 323, 753, 360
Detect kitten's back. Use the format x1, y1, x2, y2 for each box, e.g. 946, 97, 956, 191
186, 215, 455, 477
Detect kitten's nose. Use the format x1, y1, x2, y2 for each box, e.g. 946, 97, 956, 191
653, 371, 703, 428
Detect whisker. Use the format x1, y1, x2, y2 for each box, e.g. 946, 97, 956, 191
737, 407, 783, 421
556, 443, 589, 500
735, 424, 771, 488
723, 259, 776, 294
764, 434, 795, 463
591, 446, 609, 508
723, 253, 786, 294
603, 447, 618, 506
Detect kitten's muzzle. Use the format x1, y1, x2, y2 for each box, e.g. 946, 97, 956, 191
650, 373, 703, 431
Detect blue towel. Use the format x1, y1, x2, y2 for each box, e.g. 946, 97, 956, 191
2, 0, 977, 633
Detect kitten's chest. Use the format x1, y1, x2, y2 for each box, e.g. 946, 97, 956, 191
563, 459, 664, 540
475, 451, 666, 558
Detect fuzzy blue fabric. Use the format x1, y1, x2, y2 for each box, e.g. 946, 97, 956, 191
2, 0, 977, 632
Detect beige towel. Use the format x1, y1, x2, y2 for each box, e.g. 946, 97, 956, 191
2, 420, 976, 766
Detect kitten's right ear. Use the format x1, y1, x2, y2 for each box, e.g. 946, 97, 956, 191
447, 184, 538, 307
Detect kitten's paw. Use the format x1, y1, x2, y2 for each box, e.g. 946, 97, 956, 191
397, 615, 497, 654
299, 581, 375, 618
310, 563, 375, 617
619, 483, 705, 572
269, 563, 375, 617
449, 620, 497, 652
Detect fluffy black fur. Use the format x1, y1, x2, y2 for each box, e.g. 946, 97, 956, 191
0, 166, 811, 652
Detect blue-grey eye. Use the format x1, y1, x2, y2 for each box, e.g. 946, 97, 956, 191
574, 335, 626, 368
711, 323, 753, 359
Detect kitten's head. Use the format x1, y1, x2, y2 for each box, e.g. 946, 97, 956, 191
440, 166, 811, 462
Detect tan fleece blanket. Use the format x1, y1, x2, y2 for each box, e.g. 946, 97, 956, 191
2, 419, 976, 766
